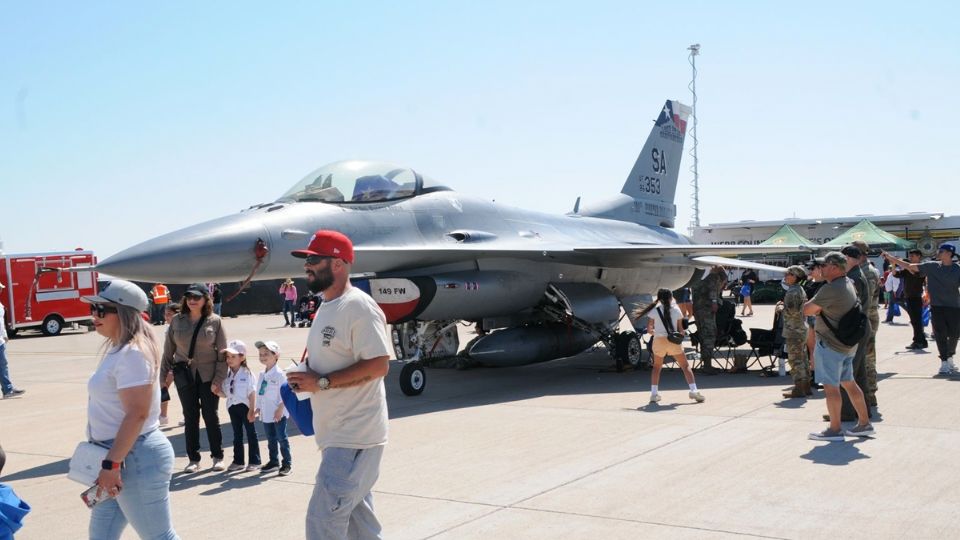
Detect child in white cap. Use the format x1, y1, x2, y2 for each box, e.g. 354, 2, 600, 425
221, 340, 261, 472
255, 340, 291, 476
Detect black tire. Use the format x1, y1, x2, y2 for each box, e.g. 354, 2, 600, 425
399, 362, 426, 396
4, 326, 16, 338
41, 315, 64, 336
616, 331, 643, 368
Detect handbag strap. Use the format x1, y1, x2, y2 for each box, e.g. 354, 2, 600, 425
187, 315, 208, 360
655, 306, 675, 333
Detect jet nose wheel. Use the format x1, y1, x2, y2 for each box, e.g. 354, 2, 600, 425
616, 331, 643, 369
400, 361, 426, 396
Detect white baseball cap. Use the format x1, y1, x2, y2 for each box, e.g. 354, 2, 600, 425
222, 339, 247, 356
255, 340, 280, 354
81, 279, 149, 312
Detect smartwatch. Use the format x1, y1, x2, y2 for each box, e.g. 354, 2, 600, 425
102, 459, 123, 471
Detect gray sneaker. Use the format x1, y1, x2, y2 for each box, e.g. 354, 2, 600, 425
844, 423, 875, 437
808, 429, 844, 441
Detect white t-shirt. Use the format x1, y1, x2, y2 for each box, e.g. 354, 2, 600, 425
87, 343, 160, 441
652, 305, 684, 337
222, 366, 257, 408
256, 364, 289, 421
306, 286, 392, 449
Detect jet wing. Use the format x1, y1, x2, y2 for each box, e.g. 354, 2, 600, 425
354, 243, 808, 272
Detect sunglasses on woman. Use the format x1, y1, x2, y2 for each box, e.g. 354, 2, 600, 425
90, 303, 119, 318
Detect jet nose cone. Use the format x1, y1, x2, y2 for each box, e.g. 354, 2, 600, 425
98, 215, 271, 283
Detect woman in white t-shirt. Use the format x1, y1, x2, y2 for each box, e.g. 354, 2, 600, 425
634, 288, 705, 405
82, 280, 178, 539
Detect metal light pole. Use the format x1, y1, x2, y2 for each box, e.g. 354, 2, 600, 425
687, 43, 701, 232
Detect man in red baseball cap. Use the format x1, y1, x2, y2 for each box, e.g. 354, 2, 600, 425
291, 230, 355, 294
288, 230, 393, 539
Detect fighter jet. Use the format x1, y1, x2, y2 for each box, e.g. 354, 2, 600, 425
99, 99, 801, 395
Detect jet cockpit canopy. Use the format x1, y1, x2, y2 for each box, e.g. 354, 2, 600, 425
278, 160, 451, 204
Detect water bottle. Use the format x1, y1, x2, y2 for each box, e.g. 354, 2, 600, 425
778, 357, 787, 377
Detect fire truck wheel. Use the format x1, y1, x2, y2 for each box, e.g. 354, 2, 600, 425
41, 315, 64, 336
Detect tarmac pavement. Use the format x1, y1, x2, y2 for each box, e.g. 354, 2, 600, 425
2, 305, 959, 539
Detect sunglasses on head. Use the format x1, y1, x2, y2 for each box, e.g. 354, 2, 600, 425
304, 255, 334, 265
90, 303, 119, 318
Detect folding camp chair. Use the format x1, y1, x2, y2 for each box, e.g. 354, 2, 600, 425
746, 304, 785, 372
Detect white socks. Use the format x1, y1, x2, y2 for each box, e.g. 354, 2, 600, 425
689, 383, 698, 392
650, 385, 658, 395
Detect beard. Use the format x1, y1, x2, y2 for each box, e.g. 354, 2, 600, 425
306, 267, 334, 293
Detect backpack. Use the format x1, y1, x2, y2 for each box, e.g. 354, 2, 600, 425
820, 303, 868, 347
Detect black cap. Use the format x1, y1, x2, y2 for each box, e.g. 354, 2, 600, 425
841, 245, 862, 258
184, 283, 209, 297
805, 257, 825, 269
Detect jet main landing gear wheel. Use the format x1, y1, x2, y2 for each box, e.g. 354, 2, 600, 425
399, 361, 426, 396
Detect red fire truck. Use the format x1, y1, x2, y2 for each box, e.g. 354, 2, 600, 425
1, 249, 98, 336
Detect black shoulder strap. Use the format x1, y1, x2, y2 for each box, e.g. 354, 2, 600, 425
187, 315, 208, 360
656, 306, 674, 331
820, 303, 860, 336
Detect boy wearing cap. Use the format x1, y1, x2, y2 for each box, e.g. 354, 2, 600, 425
286, 230, 393, 540
804, 252, 874, 440
781, 266, 810, 398
255, 340, 291, 476
883, 244, 960, 374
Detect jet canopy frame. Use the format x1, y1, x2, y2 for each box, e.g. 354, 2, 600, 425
278, 160, 451, 205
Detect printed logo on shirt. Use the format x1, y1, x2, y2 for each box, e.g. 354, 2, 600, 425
321, 326, 336, 347
258, 378, 268, 396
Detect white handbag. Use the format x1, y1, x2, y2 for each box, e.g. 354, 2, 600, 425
68, 427, 110, 486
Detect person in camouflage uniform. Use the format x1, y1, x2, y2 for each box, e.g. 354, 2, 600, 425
852, 240, 881, 408
781, 266, 810, 398
692, 266, 726, 375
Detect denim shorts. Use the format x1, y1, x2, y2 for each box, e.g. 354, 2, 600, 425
814, 339, 856, 387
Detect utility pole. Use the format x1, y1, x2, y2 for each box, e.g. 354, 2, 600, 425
687, 43, 701, 233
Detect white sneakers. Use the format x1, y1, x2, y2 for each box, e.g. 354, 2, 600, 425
689, 391, 706, 403
649, 393, 661, 404
938, 358, 957, 375
184, 461, 200, 473
211, 459, 226, 472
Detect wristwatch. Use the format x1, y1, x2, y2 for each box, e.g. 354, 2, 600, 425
101, 459, 123, 471
318, 376, 331, 391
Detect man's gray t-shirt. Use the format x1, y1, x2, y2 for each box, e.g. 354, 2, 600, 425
919, 261, 960, 308
811, 276, 858, 354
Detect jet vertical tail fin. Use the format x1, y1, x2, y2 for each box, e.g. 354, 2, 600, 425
577, 99, 690, 228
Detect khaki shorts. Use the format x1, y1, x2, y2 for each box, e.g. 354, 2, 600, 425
652, 336, 684, 358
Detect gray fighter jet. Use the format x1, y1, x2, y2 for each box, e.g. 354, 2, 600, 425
99, 100, 800, 395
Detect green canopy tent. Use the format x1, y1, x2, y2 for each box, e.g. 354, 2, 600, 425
759, 224, 820, 250
821, 219, 915, 250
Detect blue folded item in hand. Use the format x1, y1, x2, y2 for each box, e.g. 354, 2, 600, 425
280, 382, 314, 436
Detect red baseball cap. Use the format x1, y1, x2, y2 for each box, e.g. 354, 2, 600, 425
291, 230, 354, 263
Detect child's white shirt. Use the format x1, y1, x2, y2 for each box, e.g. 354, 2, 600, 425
222, 366, 257, 408
256, 364, 289, 421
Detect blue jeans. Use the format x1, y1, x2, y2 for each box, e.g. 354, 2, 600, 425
88, 430, 178, 539
228, 404, 261, 465
282, 299, 295, 325
263, 417, 291, 466
306, 446, 384, 540
0, 342, 14, 395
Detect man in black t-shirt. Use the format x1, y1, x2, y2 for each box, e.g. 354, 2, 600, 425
894, 249, 928, 350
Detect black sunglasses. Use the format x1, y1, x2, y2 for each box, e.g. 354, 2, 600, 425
90, 303, 119, 318
304, 255, 334, 265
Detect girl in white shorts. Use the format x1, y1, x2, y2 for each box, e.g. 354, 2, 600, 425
635, 289, 705, 404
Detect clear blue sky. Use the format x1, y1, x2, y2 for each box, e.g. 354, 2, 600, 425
2, 1, 957, 257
